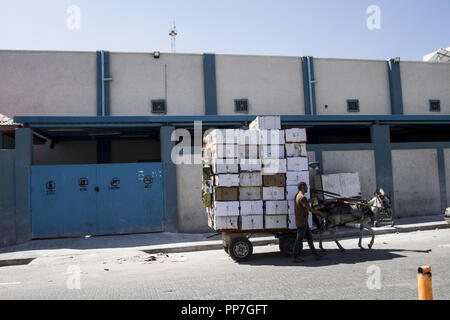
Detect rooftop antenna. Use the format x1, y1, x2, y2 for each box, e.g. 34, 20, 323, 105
169, 20, 178, 53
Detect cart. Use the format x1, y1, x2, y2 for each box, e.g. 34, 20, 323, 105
220, 229, 298, 262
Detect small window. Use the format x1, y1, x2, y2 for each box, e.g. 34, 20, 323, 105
234, 99, 249, 113
151, 99, 166, 114
429, 100, 440, 112
347, 99, 360, 112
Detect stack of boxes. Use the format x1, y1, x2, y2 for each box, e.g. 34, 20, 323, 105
202, 116, 311, 231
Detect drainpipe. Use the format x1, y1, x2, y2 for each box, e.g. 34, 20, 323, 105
306, 56, 317, 115
100, 51, 113, 116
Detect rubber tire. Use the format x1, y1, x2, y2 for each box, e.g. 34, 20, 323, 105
279, 234, 296, 257
228, 237, 253, 262
223, 246, 229, 255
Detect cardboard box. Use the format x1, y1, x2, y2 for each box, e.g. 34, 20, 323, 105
288, 214, 296, 230
261, 159, 287, 175
264, 215, 288, 229
210, 144, 238, 159
259, 145, 285, 159
286, 171, 310, 186
285, 143, 307, 157
214, 174, 239, 187
239, 159, 262, 172
285, 128, 307, 143
213, 187, 239, 201
209, 129, 240, 145
287, 157, 309, 171
240, 215, 264, 230
238, 144, 259, 160
212, 160, 239, 174
213, 201, 240, 217
239, 187, 262, 201
264, 200, 289, 215
288, 200, 295, 214
263, 173, 286, 187
240, 201, 264, 215
214, 215, 239, 230
249, 116, 281, 130
239, 130, 260, 145
239, 172, 263, 187
259, 130, 285, 145
262, 187, 285, 200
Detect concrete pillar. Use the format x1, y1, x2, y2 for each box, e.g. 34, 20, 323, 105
203, 54, 218, 115
387, 58, 404, 115
160, 126, 179, 232
371, 125, 395, 213
15, 128, 33, 243
0, 133, 3, 149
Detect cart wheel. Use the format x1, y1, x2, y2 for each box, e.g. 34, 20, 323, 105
223, 246, 229, 255
279, 234, 296, 257
228, 237, 253, 262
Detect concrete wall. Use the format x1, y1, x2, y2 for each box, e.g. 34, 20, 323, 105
0, 150, 16, 247
392, 149, 441, 217
215, 55, 305, 115
321, 150, 377, 199
33, 141, 97, 165
0, 50, 97, 117
175, 153, 210, 233
109, 53, 205, 116
314, 59, 391, 115
445, 148, 450, 208
401, 61, 450, 115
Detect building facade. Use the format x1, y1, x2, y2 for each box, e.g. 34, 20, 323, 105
1, 50, 450, 245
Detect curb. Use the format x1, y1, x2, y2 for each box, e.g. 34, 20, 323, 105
142, 221, 450, 255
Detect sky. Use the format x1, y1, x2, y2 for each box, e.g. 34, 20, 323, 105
0, 0, 448, 61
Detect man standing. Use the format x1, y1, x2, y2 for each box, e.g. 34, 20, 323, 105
292, 182, 327, 263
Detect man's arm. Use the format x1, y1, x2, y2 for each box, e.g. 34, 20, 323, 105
297, 195, 327, 218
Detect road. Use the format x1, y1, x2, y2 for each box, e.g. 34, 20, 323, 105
1, 229, 449, 299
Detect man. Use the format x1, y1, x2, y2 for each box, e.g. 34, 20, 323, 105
292, 182, 327, 263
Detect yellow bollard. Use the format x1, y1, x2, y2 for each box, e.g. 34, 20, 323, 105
417, 266, 433, 300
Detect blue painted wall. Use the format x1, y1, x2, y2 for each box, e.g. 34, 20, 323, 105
0, 150, 16, 247
387, 59, 404, 115
203, 54, 218, 115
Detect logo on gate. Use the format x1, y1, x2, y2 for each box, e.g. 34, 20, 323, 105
46, 181, 56, 195
143, 176, 153, 189
78, 177, 88, 191
110, 177, 120, 190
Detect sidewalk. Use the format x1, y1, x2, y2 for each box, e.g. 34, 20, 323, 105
0, 215, 448, 263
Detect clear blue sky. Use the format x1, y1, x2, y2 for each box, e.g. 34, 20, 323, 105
0, 0, 448, 61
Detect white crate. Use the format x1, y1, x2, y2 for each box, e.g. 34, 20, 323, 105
212, 160, 239, 174
210, 144, 238, 159
240, 201, 263, 215
287, 157, 309, 171
239, 172, 262, 187
288, 200, 295, 214
239, 159, 262, 172
285, 128, 307, 143
214, 174, 239, 187
288, 214, 313, 230
259, 130, 285, 145
287, 186, 310, 200
249, 116, 281, 130
285, 143, 307, 157
213, 201, 240, 217
261, 159, 287, 175
262, 187, 285, 200
239, 187, 262, 201
238, 144, 259, 160
286, 171, 310, 186
259, 145, 285, 159
265, 200, 288, 215
214, 215, 239, 230
264, 215, 288, 229
239, 130, 260, 145
209, 129, 240, 145
240, 215, 264, 230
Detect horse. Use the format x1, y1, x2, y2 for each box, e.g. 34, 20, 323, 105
316, 193, 385, 252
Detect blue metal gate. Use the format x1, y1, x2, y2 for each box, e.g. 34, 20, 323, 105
30, 163, 165, 238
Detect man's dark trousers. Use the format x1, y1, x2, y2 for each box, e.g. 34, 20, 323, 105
292, 225, 319, 258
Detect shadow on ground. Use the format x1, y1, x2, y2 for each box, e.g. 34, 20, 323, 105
239, 248, 433, 267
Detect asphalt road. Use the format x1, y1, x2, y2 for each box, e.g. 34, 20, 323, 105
1, 229, 449, 300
